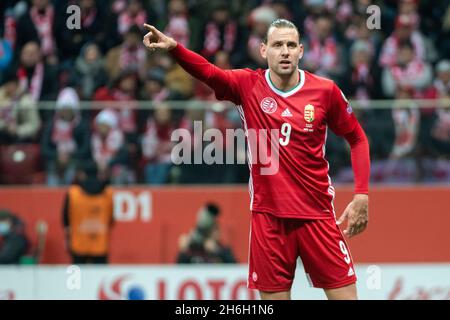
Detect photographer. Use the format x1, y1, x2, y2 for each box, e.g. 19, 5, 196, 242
0, 210, 29, 264
176, 203, 236, 264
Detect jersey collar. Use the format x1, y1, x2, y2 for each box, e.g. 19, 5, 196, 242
265, 69, 305, 98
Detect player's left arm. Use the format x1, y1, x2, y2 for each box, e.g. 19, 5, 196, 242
337, 123, 370, 238
327, 83, 370, 238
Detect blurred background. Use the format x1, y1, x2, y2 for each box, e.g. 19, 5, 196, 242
0, 0, 449, 300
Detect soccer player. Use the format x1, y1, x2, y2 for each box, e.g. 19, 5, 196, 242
142, 19, 370, 300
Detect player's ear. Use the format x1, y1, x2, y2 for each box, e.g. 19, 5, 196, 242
298, 43, 304, 61
260, 42, 267, 59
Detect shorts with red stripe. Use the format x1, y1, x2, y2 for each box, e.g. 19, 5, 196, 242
248, 211, 357, 291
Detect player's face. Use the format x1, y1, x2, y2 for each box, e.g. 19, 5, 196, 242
260, 27, 303, 77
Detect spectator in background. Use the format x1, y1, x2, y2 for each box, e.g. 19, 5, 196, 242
14, 41, 58, 102
344, 40, 380, 103
105, 25, 147, 81
56, 0, 108, 64
355, 87, 416, 184
379, 13, 435, 68
199, 2, 240, 63
300, 0, 328, 33
117, 0, 148, 36
141, 103, 176, 184
177, 203, 236, 264
396, 0, 437, 48
158, 53, 193, 98
140, 67, 170, 102
176, 105, 211, 184
0, 70, 41, 144
71, 43, 108, 100
299, 0, 351, 45
0, 38, 13, 78
139, 67, 185, 143
367, 87, 420, 183
111, 0, 128, 14
41, 88, 90, 186
195, 50, 237, 178
245, 5, 278, 69
63, 161, 114, 264
163, 0, 190, 48
0, 209, 28, 264
438, 4, 450, 60
1, 3, 22, 50
398, 0, 420, 23
15, 0, 58, 64
427, 60, 450, 100
91, 108, 132, 184
428, 60, 450, 157
344, 14, 381, 58
345, 40, 394, 163
331, 40, 378, 179
390, 87, 420, 161
302, 12, 345, 83
203, 101, 245, 183
411, 60, 450, 181
270, 0, 294, 21
94, 70, 140, 146
381, 40, 432, 98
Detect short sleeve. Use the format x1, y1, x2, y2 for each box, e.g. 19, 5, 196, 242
327, 83, 358, 136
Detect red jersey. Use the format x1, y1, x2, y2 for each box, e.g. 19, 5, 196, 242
171, 44, 369, 219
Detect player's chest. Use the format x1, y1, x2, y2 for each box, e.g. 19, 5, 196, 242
244, 91, 328, 134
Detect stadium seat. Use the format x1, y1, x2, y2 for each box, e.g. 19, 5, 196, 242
0, 144, 44, 184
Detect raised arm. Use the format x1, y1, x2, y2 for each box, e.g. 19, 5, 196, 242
142, 24, 242, 104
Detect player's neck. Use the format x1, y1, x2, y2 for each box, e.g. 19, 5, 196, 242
268, 69, 300, 92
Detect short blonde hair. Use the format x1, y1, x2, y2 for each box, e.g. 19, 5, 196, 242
263, 19, 300, 44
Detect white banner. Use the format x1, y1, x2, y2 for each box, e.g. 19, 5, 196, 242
0, 264, 449, 300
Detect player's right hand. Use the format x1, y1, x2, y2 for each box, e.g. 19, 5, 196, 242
142, 24, 177, 52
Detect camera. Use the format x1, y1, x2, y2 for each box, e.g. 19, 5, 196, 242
188, 203, 220, 250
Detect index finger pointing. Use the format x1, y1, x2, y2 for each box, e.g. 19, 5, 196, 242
143, 24, 160, 34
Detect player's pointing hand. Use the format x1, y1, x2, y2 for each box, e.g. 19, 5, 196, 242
142, 24, 177, 51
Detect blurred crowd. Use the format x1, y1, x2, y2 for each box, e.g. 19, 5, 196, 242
0, 0, 450, 185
